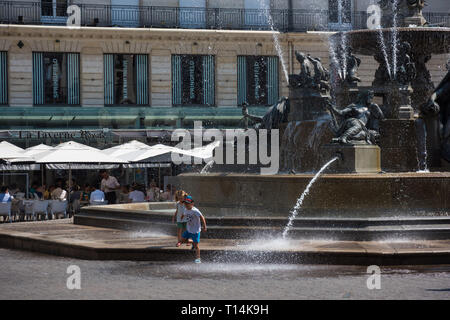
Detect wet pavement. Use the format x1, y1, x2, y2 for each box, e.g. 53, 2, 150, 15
0, 248, 449, 299
0, 219, 450, 299
1, 219, 450, 257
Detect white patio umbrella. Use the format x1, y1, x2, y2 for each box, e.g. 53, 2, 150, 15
34, 141, 125, 165
22, 144, 55, 185
102, 140, 156, 186
0, 141, 24, 152
102, 140, 153, 159
0, 141, 32, 160
33, 141, 128, 201
0, 141, 34, 194
116, 143, 176, 165
24, 144, 55, 155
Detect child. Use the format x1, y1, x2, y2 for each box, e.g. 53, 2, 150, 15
172, 190, 187, 247
180, 195, 207, 264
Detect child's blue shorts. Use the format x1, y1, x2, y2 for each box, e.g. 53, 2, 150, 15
182, 230, 201, 243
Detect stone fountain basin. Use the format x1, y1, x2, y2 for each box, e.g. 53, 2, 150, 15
171, 172, 450, 218
74, 172, 450, 241
331, 27, 450, 56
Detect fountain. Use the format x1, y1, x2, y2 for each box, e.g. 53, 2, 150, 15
75, 1, 450, 244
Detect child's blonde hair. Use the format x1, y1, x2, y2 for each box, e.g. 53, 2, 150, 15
175, 190, 187, 202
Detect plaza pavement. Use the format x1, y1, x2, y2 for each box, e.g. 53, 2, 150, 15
1, 219, 450, 265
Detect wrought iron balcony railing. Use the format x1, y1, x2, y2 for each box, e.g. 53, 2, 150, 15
0, 1, 449, 31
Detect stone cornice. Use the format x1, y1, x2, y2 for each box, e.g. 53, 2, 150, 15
0, 24, 333, 43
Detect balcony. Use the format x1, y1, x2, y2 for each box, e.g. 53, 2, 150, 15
0, 1, 449, 31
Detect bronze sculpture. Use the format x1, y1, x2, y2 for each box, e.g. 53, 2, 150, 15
344, 47, 361, 85
241, 97, 290, 130
326, 90, 385, 144
421, 69, 450, 162
289, 51, 329, 91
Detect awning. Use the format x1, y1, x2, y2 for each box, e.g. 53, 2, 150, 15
0, 164, 40, 171
45, 164, 121, 170
122, 163, 172, 169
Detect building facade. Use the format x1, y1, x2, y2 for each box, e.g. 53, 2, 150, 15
0, 0, 449, 147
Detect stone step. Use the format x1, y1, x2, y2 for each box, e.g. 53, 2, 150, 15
76, 208, 450, 228
74, 214, 450, 241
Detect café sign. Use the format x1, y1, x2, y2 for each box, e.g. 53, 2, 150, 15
17, 130, 106, 140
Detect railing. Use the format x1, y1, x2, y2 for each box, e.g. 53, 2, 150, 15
0, 1, 449, 31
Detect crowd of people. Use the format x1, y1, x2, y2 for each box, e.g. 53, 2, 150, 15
1, 170, 208, 264
1, 170, 178, 207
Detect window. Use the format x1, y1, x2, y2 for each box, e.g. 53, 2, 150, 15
111, 0, 140, 28
237, 56, 279, 106
104, 54, 149, 106
244, 0, 270, 28
328, 0, 351, 28
41, 0, 68, 23
179, 0, 206, 29
32, 52, 79, 105
172, 55, 215, 106
0, 52, 7, 105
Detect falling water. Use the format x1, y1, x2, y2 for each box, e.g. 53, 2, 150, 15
328, 37, 344, 81
421, 121, 429, 172
258, 0, 289, 83
416, 120, 429, 173
338, 0, 348, 79
201, 160, 215, 174
340, 34, 348, 80
376, 27, 393, 79
282, 157, 339, 238
391, 0, 400, 78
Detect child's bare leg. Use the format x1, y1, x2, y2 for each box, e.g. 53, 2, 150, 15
194, 243, 200, 259
177, 228, 182, 241
180, 237, 188, 244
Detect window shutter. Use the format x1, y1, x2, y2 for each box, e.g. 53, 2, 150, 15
202, 55, 215, 106
32, 52, 44, 105
136, 54, 149, 105
171, 55, 182, 106
104, 54, 114, 105
237, 56, 247, 106
267, 56, 279, 105
0, 52, 7, 105
67, 53, 80, 105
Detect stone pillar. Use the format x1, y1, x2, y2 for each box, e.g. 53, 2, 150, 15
379, 119, 419, 172
383, 84, 414, 120
288, 88, 330, 121
81, 46, 104, 107
8, 43, 33, 107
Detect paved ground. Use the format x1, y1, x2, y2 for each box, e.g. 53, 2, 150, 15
0, 219, 450, 299
0, 248, 449, 300
2, 219, 450, 260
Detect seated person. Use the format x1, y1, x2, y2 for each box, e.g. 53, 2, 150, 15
70, 185, 82, 204
36, 185, 45, 199
160, 184, 174, 202
118, 185, 130, 204
8, 184, 20, 196
80, 184, 91, 204
30, 182, 43, 199
128, 185, 145, 203
0, 186, 13, 203
146, 182, 160, 202
90, 185, 105, 204
51, 185, 67, 201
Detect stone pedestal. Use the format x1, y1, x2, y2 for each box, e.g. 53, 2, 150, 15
385, 85, 414, 120
320, 144, 381, 174
379, 119, 419, 172
288, 88, 330, 121
334, 85, 360, 108
404, 15, 427, 27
